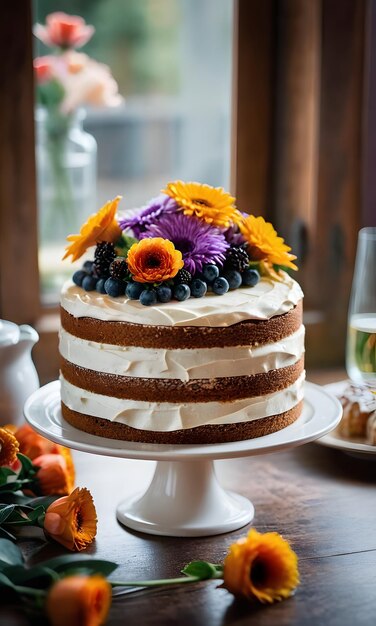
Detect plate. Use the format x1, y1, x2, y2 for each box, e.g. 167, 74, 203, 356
317, 381, 376, 459
24, 380, 342, 462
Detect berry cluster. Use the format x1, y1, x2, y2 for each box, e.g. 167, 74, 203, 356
72, 244, 260, 306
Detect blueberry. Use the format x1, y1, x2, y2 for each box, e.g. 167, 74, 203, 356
82, 275, 98, 291
83, 260, 94, 273
126, 281, 144, 300
190, 278, 207, 298
104, 277, 126, 297
202, 264, 220, 284
212, 276, 229, 295
95, 278, 107, 294
156, 285, 172, 303
140, 289, 157, 306
72, 270, 88, 287
242, 268, 260, 287
174, 284, 191, 301
223, 270, 242, 290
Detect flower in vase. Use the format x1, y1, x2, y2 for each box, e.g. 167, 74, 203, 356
33, 56, 56, 84
33, 12, 95, 50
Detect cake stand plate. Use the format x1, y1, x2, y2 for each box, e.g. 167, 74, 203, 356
24, 381, 341, 537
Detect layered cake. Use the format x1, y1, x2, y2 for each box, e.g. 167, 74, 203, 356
60, 182, 304, 444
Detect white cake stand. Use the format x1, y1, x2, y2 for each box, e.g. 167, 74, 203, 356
24, 381, 341, 537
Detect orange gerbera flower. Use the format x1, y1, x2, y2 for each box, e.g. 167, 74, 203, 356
0, 427, 19, 466
46, 575, 111, 626
223, 528, 299, 603
127, 237, 183, 283
239, 215, 297, 270
15, 424, 58, 460
44, 487, 97, 551
163, 180, 241, 229
63, 196, 122, 262
32, 453, 74, 496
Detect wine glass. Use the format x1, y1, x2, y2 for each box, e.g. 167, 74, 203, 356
346, 227, 376, 387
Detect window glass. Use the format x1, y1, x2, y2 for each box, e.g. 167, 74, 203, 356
33, 0, 233, 303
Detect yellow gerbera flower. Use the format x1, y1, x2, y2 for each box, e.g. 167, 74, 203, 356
239, 215, 297, 270
223, 528, 299, 603
0, 427, 19, 466
63, 196, 122, 262
162, 181, 241, 229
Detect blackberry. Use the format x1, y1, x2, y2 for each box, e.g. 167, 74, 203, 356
93, 242, 116, 278
109, 257, 128, 280
174, 269, 192, 285
224, 245, 249, 272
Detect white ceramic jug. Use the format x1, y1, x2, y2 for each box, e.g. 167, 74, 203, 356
0, 320, 40, 426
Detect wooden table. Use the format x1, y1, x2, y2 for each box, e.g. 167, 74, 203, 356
2, 373, 376, 625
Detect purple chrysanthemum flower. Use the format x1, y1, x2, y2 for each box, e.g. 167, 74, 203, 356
223, 224, 247, 247
140, 212, 229, 275
119, 194, 178, 238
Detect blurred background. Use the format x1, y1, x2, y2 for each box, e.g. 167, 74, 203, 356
0, 0, 375, 383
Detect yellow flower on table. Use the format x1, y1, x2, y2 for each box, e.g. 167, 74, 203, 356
239, 215, 298, 270
127, 237, 184, 283
163, 180, 241, 229
0, 427, 19, 466
44, 487, 97, 551
63, 196, 122, 262
223, 528, 299, 603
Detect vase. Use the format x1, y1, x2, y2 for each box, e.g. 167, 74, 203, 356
35, 107, 97, 301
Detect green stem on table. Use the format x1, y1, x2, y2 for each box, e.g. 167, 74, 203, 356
110, 571, 223, 588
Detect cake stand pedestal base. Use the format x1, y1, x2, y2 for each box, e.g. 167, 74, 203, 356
116, 459, 254, 537
24, 381, 342, 538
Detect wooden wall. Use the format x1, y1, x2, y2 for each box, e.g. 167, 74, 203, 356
232, 0, 373, 367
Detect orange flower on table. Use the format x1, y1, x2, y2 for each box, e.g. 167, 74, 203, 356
32, 453, 75, 496
63, 197, 122, 262
46, 575, 111, 626
127, 237, 184, 283
223, 528, 299, 603
163, 180, 241, 229
0, 427, 19, 466
239, 215, 298, 271
15, 424, 59, 460
44, 487, 97, 551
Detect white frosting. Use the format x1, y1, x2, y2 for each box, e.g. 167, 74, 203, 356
61, 274, 303, 327
60, 372, 305, 432
60, 326, 305, 382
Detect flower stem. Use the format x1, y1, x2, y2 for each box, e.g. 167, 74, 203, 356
111, 571, 223, 588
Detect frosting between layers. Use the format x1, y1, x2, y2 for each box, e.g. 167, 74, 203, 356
59, 326, 305, 381
61, 274, 303, 327
60, 372, 305, 431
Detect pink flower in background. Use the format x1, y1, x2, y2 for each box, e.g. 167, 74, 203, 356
34, 12, 95, 50
58, 51, 123, 113
33, 56, 55, 84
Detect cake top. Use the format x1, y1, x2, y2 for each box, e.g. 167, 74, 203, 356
62, 181, 300, 309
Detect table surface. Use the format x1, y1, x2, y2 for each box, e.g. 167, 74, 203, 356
2, 372, 376, 626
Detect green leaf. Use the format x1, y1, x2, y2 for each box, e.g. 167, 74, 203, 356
25, 495, 59, 510
0, 505, 16, 524
0, 527, 16, 542
3, 564, 59, 588
0, 571, 18, 591
181, 561, 219, 580
41, 554, 118, 577
17, 453, 35, 475
0, 539, 23, 568
0, 468, 17, 486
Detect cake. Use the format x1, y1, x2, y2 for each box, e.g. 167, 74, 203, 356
336, 382, 376, 444
59, 182, 304, 444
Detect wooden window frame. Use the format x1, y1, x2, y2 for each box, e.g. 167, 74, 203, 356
1, 0, 375, 382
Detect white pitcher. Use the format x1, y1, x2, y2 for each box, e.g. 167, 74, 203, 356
0, 320, 39, 426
